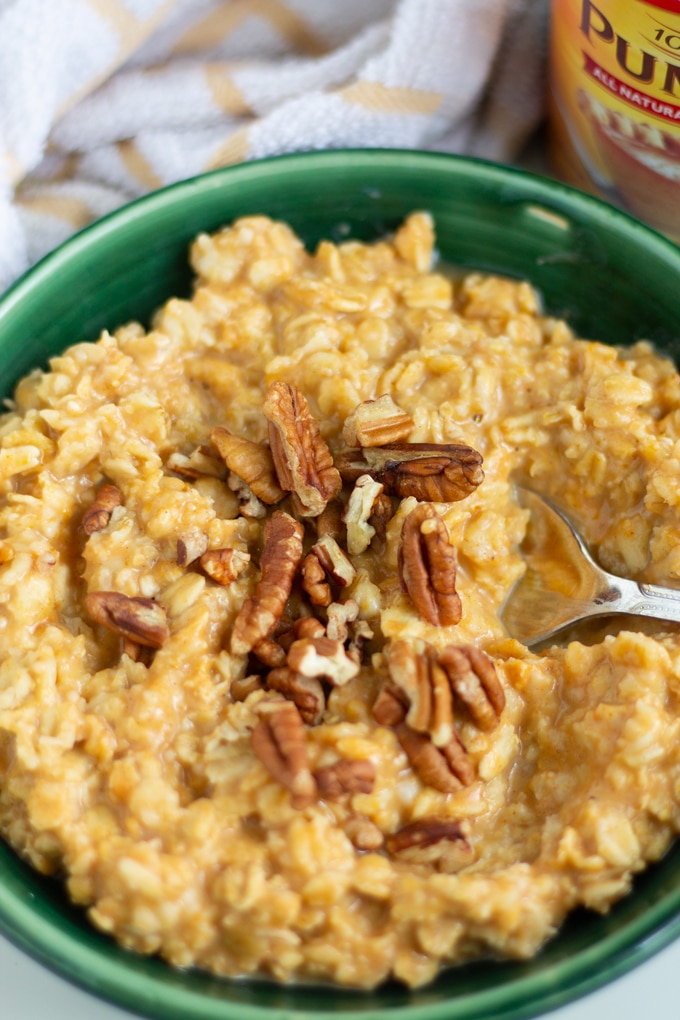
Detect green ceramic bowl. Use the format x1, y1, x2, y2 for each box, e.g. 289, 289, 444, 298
2, 149, 680, 1020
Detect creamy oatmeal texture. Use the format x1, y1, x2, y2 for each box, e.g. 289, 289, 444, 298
2, 212, 680, 988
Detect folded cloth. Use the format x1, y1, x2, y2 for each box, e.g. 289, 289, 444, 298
0, 0, 548, 294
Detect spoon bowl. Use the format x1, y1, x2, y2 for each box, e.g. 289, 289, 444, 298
501, 487, 680, 647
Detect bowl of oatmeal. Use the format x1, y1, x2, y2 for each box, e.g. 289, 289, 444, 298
2, 149, 680, 1020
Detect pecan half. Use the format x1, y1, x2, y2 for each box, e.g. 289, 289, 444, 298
230, 510, 304, 656
338, 443, 483, 502
85, 591, 169, 649
176, 531, 209, 567
387, 639, 454, 747
314, 758, 376, 799
263, 382, 341, 517
251, 699, 317, 808
438, 644, 505, 731
266, 666, 325, 725
210, 427, 285, 504
287, 636, 360, 687
82, 483, 122, 534
396, 722, 475, 790
252, 636, 287, 668
199, 547, 250, 586
385, 818, 473, 872
398, 503, 461, 627
166, 448, 225, 480
344, 474, 385, 556
342, 396, 414, 448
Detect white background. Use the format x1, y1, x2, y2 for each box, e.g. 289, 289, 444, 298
1, 927, 678, 1019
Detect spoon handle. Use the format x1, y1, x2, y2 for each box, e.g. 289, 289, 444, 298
613, 577, 680, 623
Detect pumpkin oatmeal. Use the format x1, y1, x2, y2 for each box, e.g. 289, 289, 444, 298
1, 212, 680, 988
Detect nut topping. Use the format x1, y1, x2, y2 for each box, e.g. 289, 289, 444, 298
199, 547, 250, 586
263, 382, 341, 517
301, 549, 332, 608
385, 818, 473, 872
398, 503, 462, 627
230, 510, 304, 656
342, 396, 414, 448
396, 722, 475, 790
438, 644, 505, 731
82, 483, 122, 534
338, 442, 484, 503
287, 636, 360, 686
210, 427, 285, 504
314, 758, 376, 799
344, 474, 385, 556
251, 699, 317, 808
85, 591, 169, 649
266, 666, 325, 725
387, 639, 454, 747
166, 448, 225, 480
176, 531, 209, 567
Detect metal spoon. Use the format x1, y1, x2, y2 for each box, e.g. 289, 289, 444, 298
500, 486, 680, 647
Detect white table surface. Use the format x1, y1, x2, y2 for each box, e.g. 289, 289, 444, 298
2, 925, 678, 1020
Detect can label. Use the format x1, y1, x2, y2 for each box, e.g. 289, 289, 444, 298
549, 0, 680, 239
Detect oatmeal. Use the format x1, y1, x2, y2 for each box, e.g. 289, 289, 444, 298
1, 212, 680, 988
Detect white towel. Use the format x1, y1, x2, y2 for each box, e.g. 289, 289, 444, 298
0, 0, 548, 295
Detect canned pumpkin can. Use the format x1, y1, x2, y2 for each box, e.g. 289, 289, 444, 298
549, 0, 680, 240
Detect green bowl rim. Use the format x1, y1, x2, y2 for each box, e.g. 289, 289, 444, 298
2, 147, 680, 1020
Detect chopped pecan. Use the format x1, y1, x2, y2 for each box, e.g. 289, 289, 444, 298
344, 474, 385, 556
166, 448, 225, 480
368, 491, 394, 543
121, 638, 155, 666
347, 618, 374, 665
263, 381, 341, 517
251, 699, 317, 808
278, 616, 326, 650
230, 674, 266, 701
342, 396, 414, 448
398, 503, 461, 627
338, 442, 483, 502
326, 599, 360, 643
311, 534, 356, 587
230, 510, 304, 656
385, 818, 473, 872
252, 636, 287, 668
316, 499, 346, 543
343, 814, 385, 851
176, 531, 209, 567
301, 549, 332, 607
438, 644, 505, 731
302, 535, 356, 606
396, 722, 475, 790
210, 427, 285, 504
373, 684, 408, 728
287, 636, 360, 686
200, 547, 250, 585
82, 483, 122, 534
85, 591, 169, 649
266, 666, 325, 725
314, 758, 376, 799
227, 472, 267, 518
387, 639, 453, 747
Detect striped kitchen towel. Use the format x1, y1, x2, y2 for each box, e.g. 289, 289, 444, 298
0, 0, 548, 294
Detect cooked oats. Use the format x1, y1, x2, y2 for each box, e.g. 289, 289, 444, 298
2, 212, 680, 987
